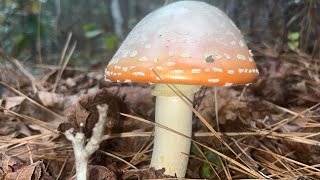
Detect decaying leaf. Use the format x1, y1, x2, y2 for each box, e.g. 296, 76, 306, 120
1, 153, 25, 173
3, 96, 25, 110
36, 91, 65, 109
65, 87, 130, 136
195, 87, 252, 131
101, 82, 155, 120
4, 161, 54, 180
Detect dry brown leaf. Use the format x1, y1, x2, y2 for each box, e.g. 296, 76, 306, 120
36, 91, 64, 109
5, 161, 53, 180
4, 96, 25, 110
196, 87, 252, 131
65, 78, 77, 88
102, 83, 154, 120
0, 65, 31, 94
65, 88, 130, 136
16, 121, 33, 137
1, 153, 25, 173
0, 114, 19, 136
28, 123, 52, 135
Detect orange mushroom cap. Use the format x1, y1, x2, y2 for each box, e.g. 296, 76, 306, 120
105, 1, 258, 86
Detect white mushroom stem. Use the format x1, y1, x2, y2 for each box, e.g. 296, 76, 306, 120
150, 84, 199, 177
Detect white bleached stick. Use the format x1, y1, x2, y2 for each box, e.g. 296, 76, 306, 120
65, 104, 108, 180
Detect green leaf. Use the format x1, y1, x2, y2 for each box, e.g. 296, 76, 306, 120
205, 150, 222, 167
31, 1, 41, 13
104, 34, 118, 51
288, 32, 300, 41
82, 23, 96, 31
13, 33, 27, 55
84, 29, 103, 39
200, 163, 213, 178
288, 41, 299, 51
190, 144, 203, 157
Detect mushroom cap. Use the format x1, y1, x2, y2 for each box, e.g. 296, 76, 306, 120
105, 1, 258, 86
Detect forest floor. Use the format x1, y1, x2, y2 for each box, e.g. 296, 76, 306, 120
0, 46, 320, 179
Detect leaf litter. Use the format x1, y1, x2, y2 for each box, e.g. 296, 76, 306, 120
0, 47, 320, 179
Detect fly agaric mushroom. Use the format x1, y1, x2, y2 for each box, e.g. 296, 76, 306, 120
105, 1, 258, 177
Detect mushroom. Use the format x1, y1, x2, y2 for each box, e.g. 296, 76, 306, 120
105, 1, 258, 177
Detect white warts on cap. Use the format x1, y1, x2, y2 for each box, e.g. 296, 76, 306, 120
212, 67, 223, 72
122, 51, 129, 58
227, 70, 235, 74
224, 54, 231, 59
129, 51, 138, 57
111, 58, 119, 64
167, 62, 176, 66
156, 66, 164, 70
171, 70, 184, 74
132, 72, 145, 76
208, 78, 220, 83
237, 54, 246, 60
249, 50, 254, 56
139, 56, 148, 62
153, 57, 158, 63
252, 69, 259, 73
225, 82, 233, 86
124, 79, 132, 83
213, 54, 223, 60
191, 69, 201, 74
122, 67, 128, 72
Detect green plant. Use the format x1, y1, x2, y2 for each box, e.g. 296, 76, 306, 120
82, 23, 119, 52
0, 0, 57, 58
288, 32, 300, 51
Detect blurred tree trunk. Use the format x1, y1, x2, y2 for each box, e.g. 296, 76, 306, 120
110, 0, 124, 39
221, 0, 286, 43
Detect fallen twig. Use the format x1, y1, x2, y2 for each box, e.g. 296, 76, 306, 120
65, 104, 108, 180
